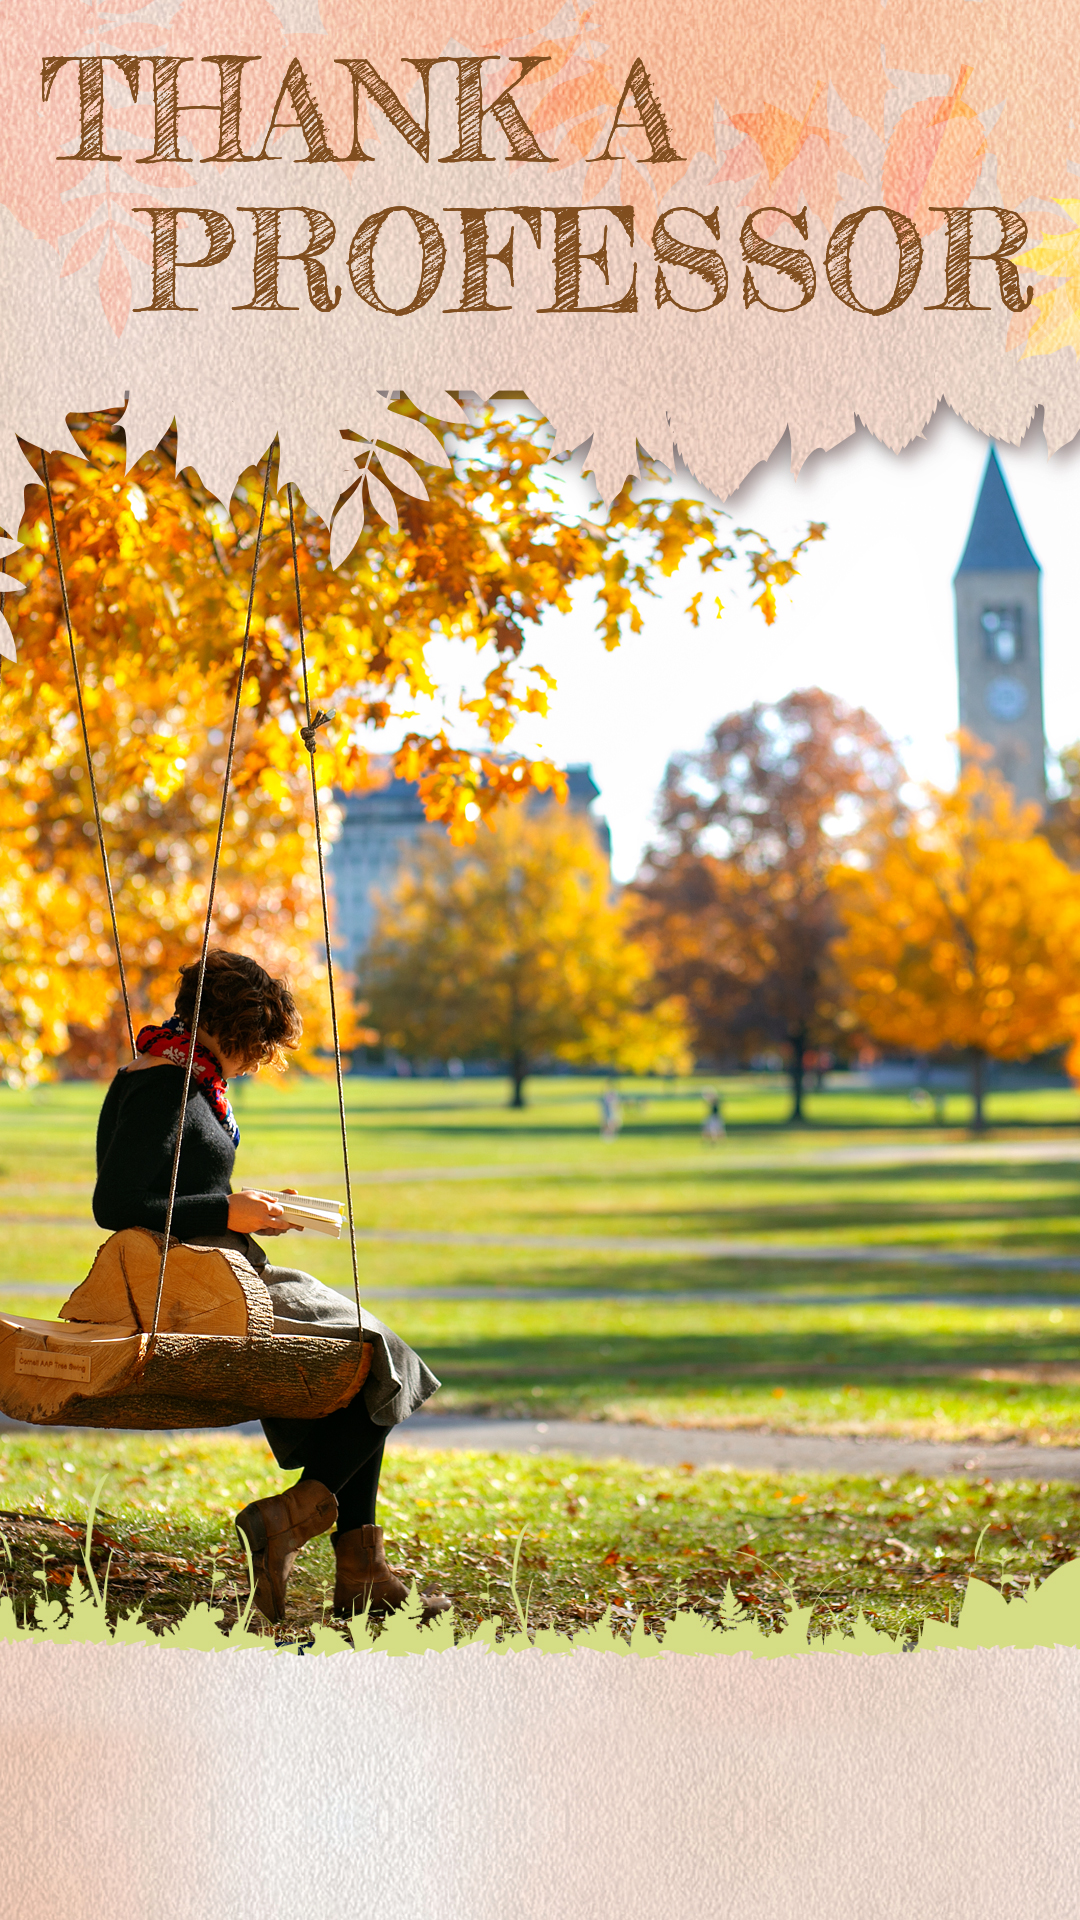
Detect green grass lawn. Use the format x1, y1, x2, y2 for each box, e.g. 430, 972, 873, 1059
3, 1071, 1080, 1641
1, 1429, 1077, 1647
4, 1074, 1080, 1441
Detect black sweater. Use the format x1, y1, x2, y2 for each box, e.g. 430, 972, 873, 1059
93, 1065, 234, 1238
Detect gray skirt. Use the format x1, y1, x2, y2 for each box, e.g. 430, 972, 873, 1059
184, 1231, 440, 1465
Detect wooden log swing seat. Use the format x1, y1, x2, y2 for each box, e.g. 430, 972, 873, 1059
0, 446, 370, 1433
0, 1230, 373, 1429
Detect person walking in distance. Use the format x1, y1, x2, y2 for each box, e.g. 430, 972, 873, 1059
702, 1088, 725, 1143
599, 1081, 623, 1139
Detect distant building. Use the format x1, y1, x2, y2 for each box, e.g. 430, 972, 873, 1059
328, 776, 428, 967
329, 762, 611, 967
954, 449, 1046, 808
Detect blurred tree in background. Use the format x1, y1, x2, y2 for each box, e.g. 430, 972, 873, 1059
1044, 741, 1080, 869
631, 689, 904, 1120
0, 407, 821, 1084
831, 756, 1080, 1130
361, 808, 690, 1107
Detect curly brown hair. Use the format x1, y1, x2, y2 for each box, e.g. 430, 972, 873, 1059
174, 950, 302, 1072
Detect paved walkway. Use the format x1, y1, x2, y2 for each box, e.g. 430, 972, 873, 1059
184, 1139, 1080, 1177
4, 1278, 1079, 1309
386, 1413, 1080, 1482
4, 1278, 1078, 1310
2, 1406, 1075, 1482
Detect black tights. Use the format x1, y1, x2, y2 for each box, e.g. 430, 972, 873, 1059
285, 1398, 389, 1533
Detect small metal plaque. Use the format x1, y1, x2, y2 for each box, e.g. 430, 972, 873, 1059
15, 1347, 92, 1382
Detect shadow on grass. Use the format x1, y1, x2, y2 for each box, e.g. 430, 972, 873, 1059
364, 1253, 1080, 1301
406, 1321, 1080, 1393
500, 1199, 1080, 1237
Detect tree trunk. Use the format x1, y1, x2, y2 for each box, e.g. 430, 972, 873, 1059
970, 1050, 987, 1134
789, 1030, 808, 1124
510, 1049, 528, 1109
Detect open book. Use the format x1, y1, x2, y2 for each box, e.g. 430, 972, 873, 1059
241, 1188, 344, 1239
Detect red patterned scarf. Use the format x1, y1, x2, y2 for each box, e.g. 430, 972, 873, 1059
134, 1016, 241, 1145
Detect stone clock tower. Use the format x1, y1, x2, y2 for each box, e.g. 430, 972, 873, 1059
953, 449, 1046, 809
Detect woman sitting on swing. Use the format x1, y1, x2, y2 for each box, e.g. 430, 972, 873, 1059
93, 947, 450, 1627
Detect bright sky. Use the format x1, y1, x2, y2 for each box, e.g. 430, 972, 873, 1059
380, 405, 1080, 884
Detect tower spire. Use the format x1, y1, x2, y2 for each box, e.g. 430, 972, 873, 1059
953, 447, 1045, 808
955, 448, 1039, 577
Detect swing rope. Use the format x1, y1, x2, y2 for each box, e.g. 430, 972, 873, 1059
286, 483, 363, 1326
149, 450, 276, 1340
40, 455, 136, 1059
42, 434, 362, 1349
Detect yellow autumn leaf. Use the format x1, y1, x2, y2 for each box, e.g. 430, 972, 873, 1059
1015, 200, 1080, 358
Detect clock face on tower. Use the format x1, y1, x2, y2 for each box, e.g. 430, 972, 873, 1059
985, 676, 1029, 722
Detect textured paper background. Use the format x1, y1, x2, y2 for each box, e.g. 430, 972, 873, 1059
5, 1, 1080, 1905
1, 1641, 1079, 1917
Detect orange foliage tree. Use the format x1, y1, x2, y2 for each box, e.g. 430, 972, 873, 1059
0, 407, 821, 1084
362, 807, 690, 1107
631, 689, 905, 1119
831, 759, 1080, 1129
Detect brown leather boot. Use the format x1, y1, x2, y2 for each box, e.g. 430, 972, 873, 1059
332, 1524, 452, 1623
235, 1480, 338, 1624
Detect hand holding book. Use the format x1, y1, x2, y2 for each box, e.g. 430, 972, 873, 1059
240, 1187, 344, 1239
226, 1189, 291, 1235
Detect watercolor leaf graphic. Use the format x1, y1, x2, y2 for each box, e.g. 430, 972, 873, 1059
1014, 201, 1080, 359
881, 68, 987, 236
717, 81, 863, 229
